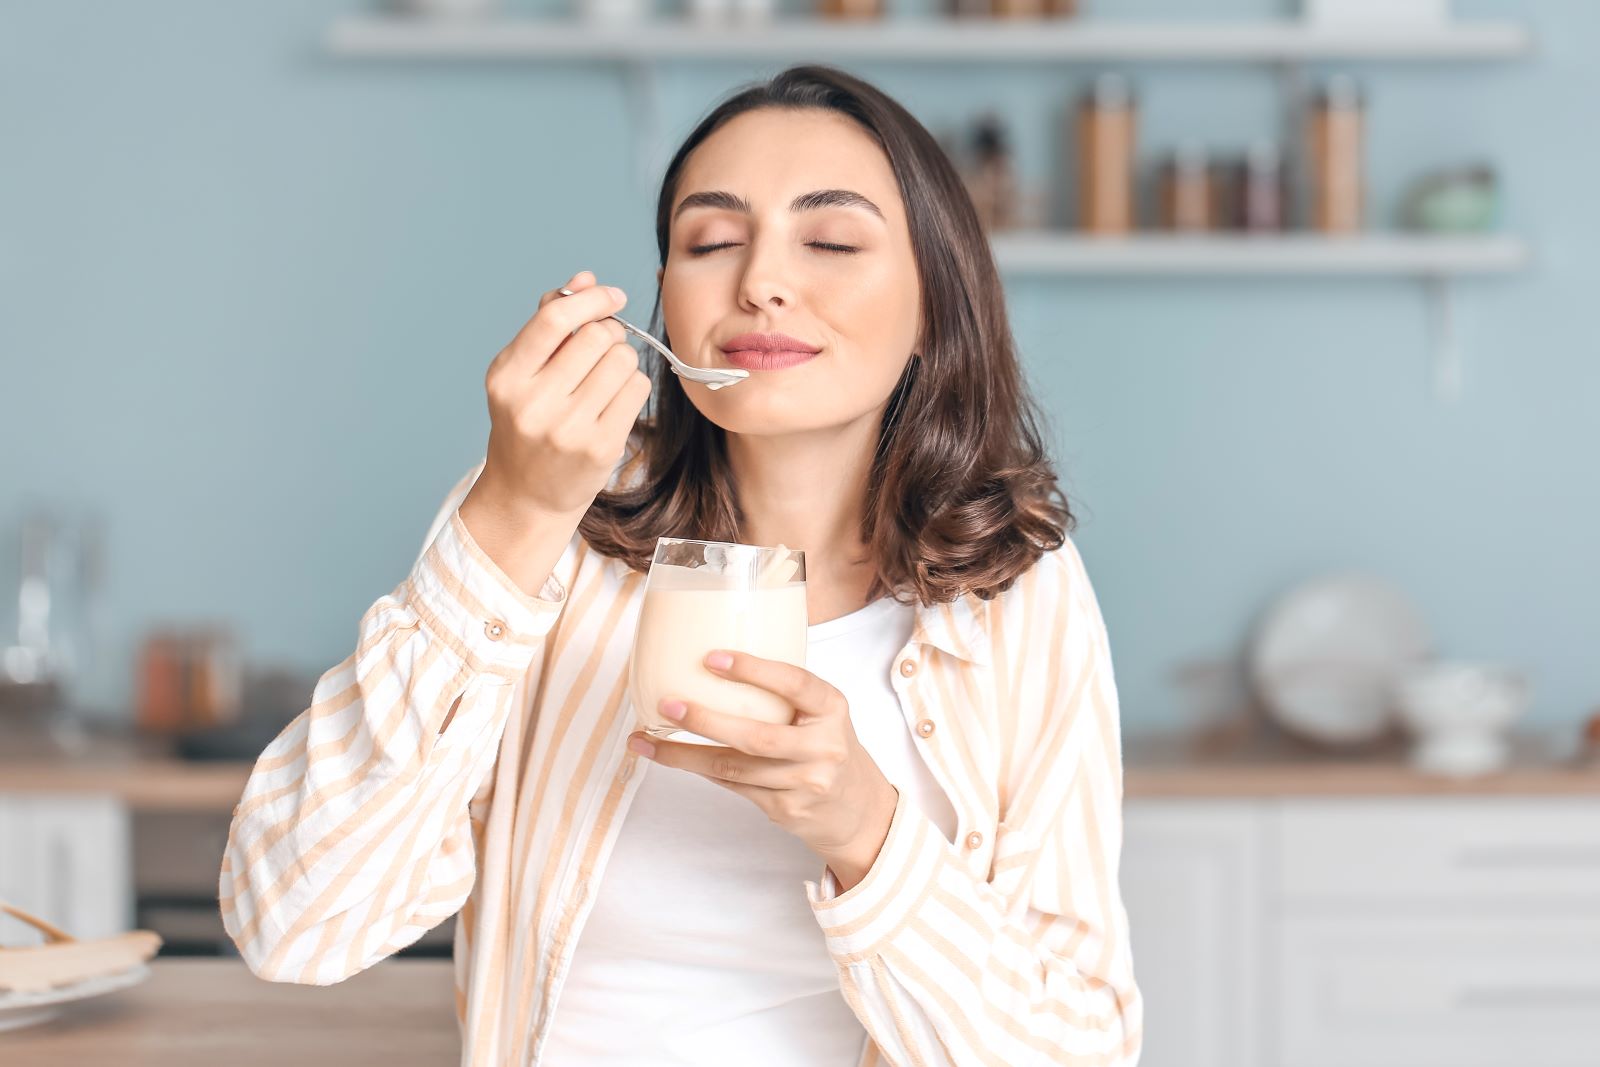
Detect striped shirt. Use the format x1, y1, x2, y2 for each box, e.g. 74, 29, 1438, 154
219, 458, 1143, 1067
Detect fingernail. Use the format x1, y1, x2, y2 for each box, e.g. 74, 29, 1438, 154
606, 286, 626, 302
628, 736, 655, 758
706, 652, 733, 670
661, 699, 687, 721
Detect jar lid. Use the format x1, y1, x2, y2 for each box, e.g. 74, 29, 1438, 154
1082, 73, 1136, 108
1314, 74, 1366, 109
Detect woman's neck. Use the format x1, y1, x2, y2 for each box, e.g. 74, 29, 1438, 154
725, 418, 879, 625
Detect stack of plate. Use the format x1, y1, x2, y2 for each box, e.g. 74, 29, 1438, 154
1249, 572, 1432, 746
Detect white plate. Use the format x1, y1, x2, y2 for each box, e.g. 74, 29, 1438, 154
1249, 572, 1432, 745
0, 963, 151, 1032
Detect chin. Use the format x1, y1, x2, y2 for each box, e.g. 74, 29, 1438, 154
688, 386, 834, 437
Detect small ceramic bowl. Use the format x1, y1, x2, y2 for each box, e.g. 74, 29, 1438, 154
1392, 661, 1530, 777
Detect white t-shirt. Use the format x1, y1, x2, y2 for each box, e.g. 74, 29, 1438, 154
541, 594, 959, 1065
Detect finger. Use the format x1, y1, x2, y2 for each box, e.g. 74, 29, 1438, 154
536, 269, 595, 310
501, 282, 627, 379
564, 340, 641, 422
656, 697, 826, 761
703, 652, 842, 720
636, 733, 795, 789
488, 271, 599, 380
529, 318, 628, 399
596, 368, 653, 438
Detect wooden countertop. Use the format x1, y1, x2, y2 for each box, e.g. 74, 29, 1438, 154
0, 959, 457, 1066
1, 726, 254, 812
4, 728, 1598, 810
0, 756, 253, 812
1123, 732, 1600, 797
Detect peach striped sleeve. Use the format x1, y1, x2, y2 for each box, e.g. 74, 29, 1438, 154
218, 463, 572, 985
805, 541, 1143, 1066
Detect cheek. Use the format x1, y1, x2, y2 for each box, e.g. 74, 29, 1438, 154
828, 261, 919, 365
660, 284, 714, 350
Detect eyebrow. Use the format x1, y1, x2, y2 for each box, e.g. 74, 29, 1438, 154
672, 188, 886, 223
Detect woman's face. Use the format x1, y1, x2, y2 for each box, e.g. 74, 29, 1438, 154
659, 108, 922, 437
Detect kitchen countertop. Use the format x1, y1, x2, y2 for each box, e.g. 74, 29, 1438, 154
0, 959, 457, 1066
4, 725, 1598, 809
1121, 730, 1600, 797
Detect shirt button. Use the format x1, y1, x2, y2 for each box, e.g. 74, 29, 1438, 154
484, 619, 507, 641
899, 659, 919, 678
916, 719, 936, 738
965, 831, 984, 850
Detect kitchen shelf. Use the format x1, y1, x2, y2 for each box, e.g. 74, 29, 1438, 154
988, 233, 1528, 400
325, 16, 1534, 63
324, 14, 1535, 403
988, 233, 1530, 277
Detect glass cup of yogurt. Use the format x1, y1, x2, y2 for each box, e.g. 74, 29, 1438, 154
629, 537, 807, 746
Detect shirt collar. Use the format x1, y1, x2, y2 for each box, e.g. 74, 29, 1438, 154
910, 592, 992, 667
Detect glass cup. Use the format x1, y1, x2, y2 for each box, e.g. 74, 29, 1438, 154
629, 537, 807, 747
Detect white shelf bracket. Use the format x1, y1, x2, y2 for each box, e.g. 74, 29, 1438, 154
1424, 275, 1463, 403
623, 59, 663, 195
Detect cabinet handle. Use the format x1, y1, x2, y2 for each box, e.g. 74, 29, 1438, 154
1454, 846, 1600, 869
1455, 985, 1600, 1009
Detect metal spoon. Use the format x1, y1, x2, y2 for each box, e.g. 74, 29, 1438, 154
558, 287, 748, 390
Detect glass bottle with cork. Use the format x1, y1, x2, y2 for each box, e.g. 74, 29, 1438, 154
1076, 73, 1138, 235
1307, 75, 1367, 234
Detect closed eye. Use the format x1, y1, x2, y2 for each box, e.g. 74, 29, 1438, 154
687, 241, 859, 255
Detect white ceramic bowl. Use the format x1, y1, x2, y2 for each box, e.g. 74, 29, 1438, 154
1392, 661, 1530, 776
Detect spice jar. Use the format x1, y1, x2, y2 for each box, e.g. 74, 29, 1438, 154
1576, 709, 1600, 770
186, 624, 242, 730
1077, 74, 1138, 235
819, 0, 884, 18
134, 623, 242, 733
965, 113, 1020, 232
950, 0, 1077, 14
987, 0, 1078, 15
135, 629, 185, 732
1308, 75, 1366, 233
1211, 141, 1288, 232
1156, 143, 1212, 231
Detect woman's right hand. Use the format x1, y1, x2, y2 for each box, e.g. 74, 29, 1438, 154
473, 270, 653, 520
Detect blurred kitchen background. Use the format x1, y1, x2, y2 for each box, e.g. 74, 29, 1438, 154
3, 0, 1597, 1062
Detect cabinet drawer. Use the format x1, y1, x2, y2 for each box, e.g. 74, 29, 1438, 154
1274, 798, 1600, 904
1277, 916, 1600, 1067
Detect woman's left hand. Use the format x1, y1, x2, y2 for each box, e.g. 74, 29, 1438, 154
627, 650, 899, 892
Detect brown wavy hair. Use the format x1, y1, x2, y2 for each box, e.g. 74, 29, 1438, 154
579, 64, 1073, 605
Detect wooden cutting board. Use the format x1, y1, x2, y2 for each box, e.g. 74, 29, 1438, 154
0, 902, 162, 994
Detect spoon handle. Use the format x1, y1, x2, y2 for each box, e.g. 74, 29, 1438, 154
555, 286, 747, 388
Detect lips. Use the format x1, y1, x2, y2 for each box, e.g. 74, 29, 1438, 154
718, 331, 821, 372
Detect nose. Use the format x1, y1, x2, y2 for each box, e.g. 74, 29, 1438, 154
736, 236, 796, 312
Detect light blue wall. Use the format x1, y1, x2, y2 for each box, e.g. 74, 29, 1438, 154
3, 1, 1595, 734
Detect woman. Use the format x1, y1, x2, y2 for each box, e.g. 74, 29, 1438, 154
221, 65, 1141, 1067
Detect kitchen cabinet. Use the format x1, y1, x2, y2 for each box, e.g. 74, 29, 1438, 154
1276, 914, 1600, 1067
1122, 796, 1600, 1067
1120, 801, 1267, 1067
7, 736, 1600, 1063
0, 793, 130, 943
